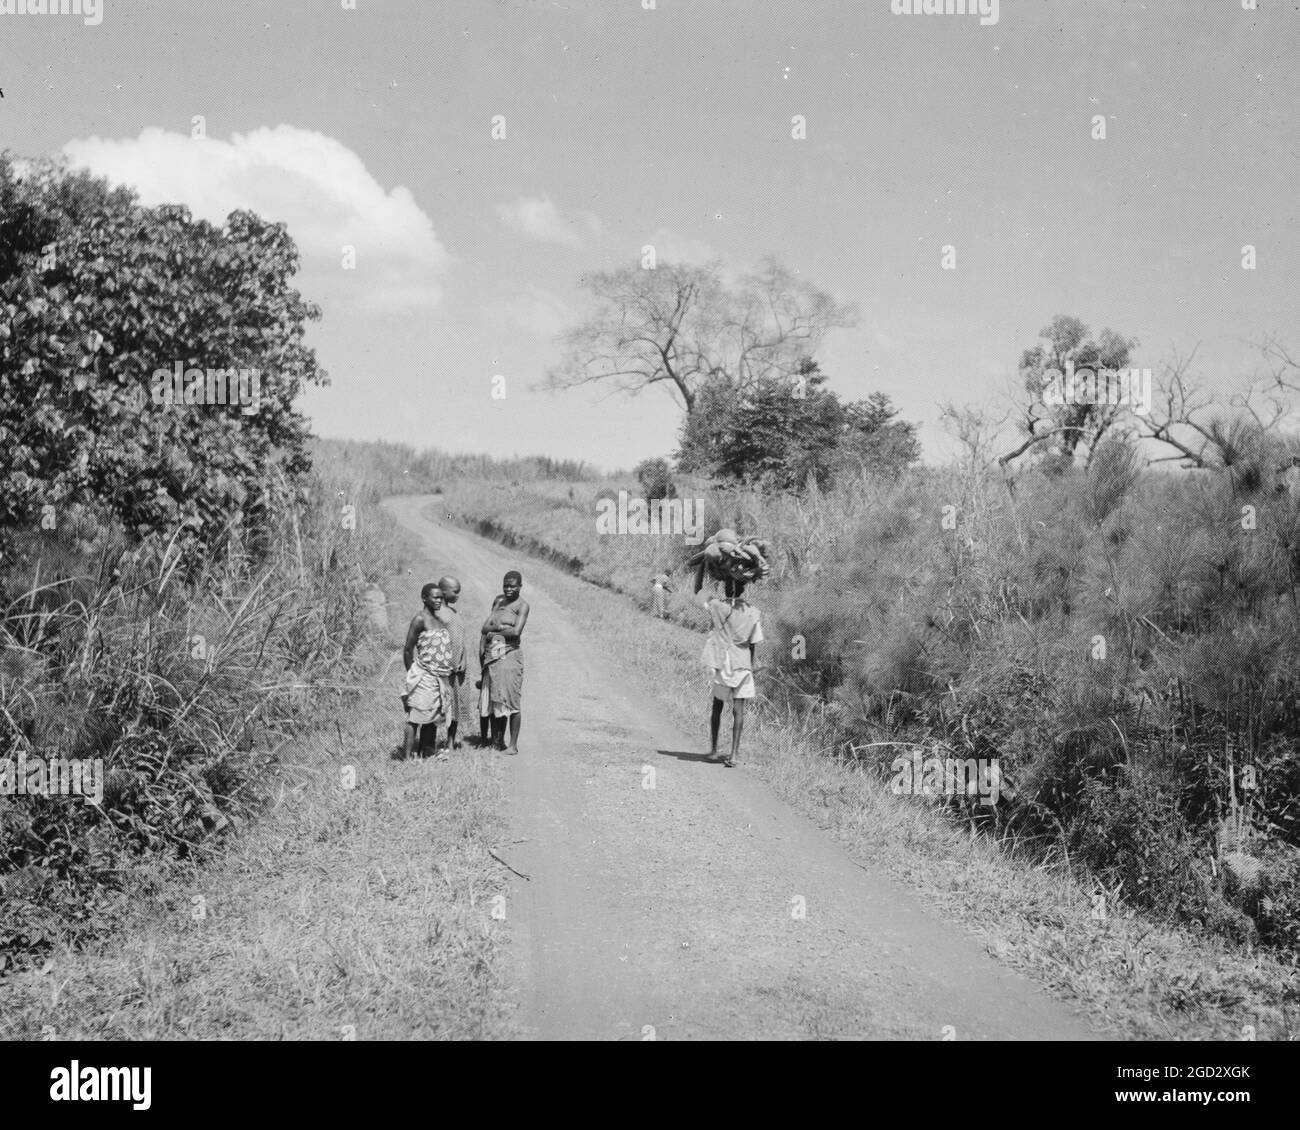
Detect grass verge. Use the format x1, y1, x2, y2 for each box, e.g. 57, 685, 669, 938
0, 521, 517, 1040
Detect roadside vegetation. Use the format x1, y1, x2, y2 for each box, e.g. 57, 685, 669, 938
451, 277, 1300, 962
1, 155, 516, 1036
412, 264, 1300, 1034
433, 452, 1300, 958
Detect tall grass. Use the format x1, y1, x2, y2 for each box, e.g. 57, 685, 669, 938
309, 437, 594, 504
435, 445, 1300, 951
0, 461, 409, 973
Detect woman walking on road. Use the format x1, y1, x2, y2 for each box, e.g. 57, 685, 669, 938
702, 578, 763, 767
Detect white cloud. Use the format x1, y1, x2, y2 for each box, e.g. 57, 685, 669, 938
488, 284, 575, 338
61, 125, 451, 313
495, 194, 597, 246
641, 227, 720, 268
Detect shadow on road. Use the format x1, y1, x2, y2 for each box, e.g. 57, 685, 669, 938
655, 748, 717, 763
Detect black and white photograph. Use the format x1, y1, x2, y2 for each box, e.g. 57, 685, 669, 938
0, 0, 1294, 1098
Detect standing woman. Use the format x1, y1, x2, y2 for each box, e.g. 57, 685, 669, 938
401, 583, 457, 760
481, 570, 529, 754
702, 577, 763, 767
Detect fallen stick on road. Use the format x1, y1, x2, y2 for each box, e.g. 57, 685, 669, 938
487, 846, 532, 881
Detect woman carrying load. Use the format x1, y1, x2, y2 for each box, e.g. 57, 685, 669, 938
702, 576, 764, 767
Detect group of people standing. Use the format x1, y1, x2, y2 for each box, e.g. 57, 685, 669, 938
398, 562, 763, 769
400, 571, 530, 759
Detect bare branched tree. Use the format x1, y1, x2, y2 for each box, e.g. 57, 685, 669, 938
540, 257, 857, 414
939, 400, 1012, 471
1139, 342, 1300, 492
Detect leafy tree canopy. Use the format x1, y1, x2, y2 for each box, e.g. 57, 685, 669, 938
676, 359, 919, 491
0, 153, 327, 543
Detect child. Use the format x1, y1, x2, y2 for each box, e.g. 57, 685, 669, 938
702, 577, 763, 767
436, 576, 468, 750
477, 598, 512, 747
651, 572, 673, 619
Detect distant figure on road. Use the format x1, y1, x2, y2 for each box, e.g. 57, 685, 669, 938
651, 572, 673, 619
401, 583, 462, 760
437, 575, 469, 750
702, 578, 763, 768
479, 570, 529, 754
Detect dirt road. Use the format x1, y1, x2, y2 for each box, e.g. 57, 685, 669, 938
386, 496, 1097, 1041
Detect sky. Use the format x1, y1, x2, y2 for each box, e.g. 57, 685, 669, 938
1, 0, 1297, 471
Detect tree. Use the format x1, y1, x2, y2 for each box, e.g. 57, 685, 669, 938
840, 390, 923, 480
0, 154, 327, 542
634, 457, 676, 499
1003, 314, 1138, 467
939, 400, 1012, 473
1138, 341, 1300, 491
543, 257, 857, 413
676, 359, 919, 491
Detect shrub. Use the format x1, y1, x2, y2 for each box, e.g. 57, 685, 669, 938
634, 458, 676, 500
0, 464, 401, 973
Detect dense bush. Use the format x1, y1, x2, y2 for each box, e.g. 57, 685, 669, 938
677, 360, 919, 491
634, 457, 676, 500
0, 467, 404, 973
0, 153, 327, 544
0, 151, 415, 973
435, 428, 1300, 951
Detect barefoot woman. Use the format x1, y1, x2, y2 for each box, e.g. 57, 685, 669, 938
480, 571, 529, 753
400, 583, 459, 759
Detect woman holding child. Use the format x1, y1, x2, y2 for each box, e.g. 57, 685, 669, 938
400, 583, 462, 760
478, 570, 529, 754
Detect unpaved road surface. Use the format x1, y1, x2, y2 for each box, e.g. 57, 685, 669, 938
387, 496, 1097, 1041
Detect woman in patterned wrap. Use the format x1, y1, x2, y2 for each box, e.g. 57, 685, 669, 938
401, 582, 460, 760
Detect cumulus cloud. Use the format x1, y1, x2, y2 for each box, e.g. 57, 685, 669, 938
61, 125, 450, 313
495, 194, 598, 246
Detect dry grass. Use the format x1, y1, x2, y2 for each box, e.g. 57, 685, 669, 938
0, 488, 518, 1039
473, 530, 1300, 1042
0, 685, 516, 1039
436, 458, 1300, 954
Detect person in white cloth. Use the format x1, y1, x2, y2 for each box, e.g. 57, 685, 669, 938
702, 577, 763, 767
651, 572, 673, 619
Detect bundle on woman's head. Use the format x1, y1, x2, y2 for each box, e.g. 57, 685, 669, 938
685, 528, 773, 594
